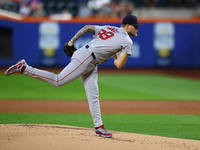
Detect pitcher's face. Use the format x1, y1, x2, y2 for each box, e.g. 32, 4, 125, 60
128, 25, 138, 37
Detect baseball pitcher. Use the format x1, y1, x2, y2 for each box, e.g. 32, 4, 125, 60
5, 15, 142, 138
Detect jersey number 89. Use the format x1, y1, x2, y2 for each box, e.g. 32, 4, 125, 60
98, 29, 114, 40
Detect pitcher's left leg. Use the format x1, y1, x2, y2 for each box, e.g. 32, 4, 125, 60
81, 66, 102, 127
81, 66, 112, 138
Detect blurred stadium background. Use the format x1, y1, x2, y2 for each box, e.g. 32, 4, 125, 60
0, 0, 200, 69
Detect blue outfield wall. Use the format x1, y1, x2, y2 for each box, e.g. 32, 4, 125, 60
0, 19, 200, 68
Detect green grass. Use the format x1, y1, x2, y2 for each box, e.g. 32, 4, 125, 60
0, 73, 200, 100
1, 72, 200, 140
0, 74, 86, 100
0, 113, 199, 140
99, 74, 200, 100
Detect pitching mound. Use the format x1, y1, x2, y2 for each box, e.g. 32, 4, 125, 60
0, 124, 199, 150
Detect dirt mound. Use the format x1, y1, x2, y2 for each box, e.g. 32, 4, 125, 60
0, 124, 199, 150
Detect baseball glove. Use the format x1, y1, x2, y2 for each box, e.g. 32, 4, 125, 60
63, 43, 77, 57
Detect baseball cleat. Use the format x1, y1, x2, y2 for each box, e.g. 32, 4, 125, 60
94, 125, 112, 138
5, 59, 27, 76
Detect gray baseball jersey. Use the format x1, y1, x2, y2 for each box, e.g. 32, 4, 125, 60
24, 25, 133, 128
88, 25, 132, 64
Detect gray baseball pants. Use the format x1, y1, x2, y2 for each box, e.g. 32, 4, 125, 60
24, 47, 103, 127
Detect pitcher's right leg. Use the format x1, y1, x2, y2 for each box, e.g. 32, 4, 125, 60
24, 59, 86, 87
